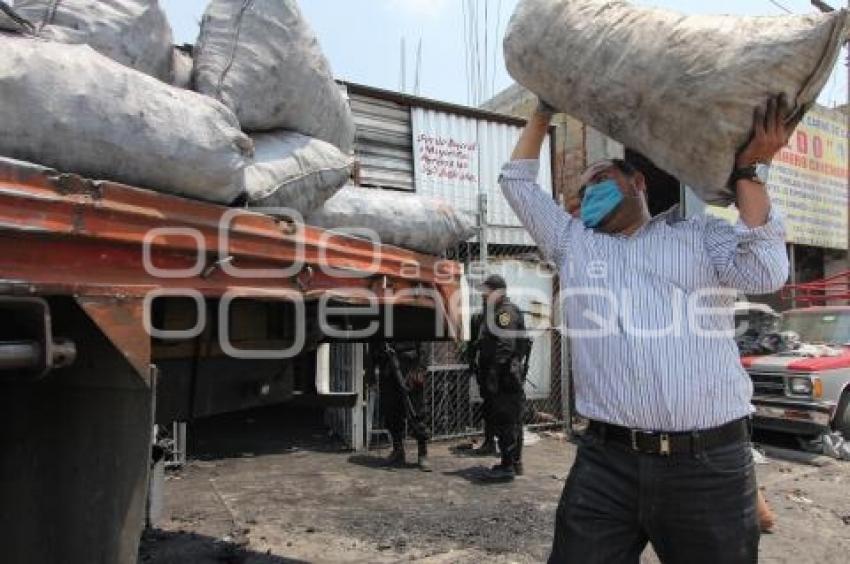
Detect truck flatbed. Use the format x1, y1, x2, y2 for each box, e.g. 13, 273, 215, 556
0, 156, 464, 564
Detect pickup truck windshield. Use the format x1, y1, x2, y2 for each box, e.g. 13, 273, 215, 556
782, 311, 850, 345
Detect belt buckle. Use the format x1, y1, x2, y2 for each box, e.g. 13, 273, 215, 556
659, 433, 671, 456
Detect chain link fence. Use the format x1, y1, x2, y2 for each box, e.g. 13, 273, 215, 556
424, 240, 569, 441
366, 236, 571, 444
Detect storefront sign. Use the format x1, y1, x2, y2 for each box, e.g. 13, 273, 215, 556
767, 105, 848, 250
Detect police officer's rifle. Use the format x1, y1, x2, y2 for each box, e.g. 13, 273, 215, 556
380, 342, 421, 426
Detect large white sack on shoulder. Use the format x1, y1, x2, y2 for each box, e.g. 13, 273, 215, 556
504, 0, 849, 205
245, 131, 353, 217
193, 0, 354, 152
0, 35, 253, 203
305, 187, 476, 255
14, 0, 173, 81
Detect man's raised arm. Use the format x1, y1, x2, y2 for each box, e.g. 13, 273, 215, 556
705, 94, 794, 294
500, 101, 574, 264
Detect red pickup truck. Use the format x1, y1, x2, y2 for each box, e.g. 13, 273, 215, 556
741, 276, 850, 441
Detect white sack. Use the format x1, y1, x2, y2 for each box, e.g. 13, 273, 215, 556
305, 187, 476, 255
193, 0, 355, 152
171, 45, 193, 89
245, 131, 353, 217
504, 0, 850, 205
14, 0, 173, 81
0, 35, 253, 203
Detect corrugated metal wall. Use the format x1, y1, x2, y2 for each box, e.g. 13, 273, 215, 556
478, 119, 553, 245
410, 107, 553, 246
350, 94, 414, 191
409, 108, 481, 216
348, 91, 554, 248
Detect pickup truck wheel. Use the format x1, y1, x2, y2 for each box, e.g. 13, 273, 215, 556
833, 390, 850, 439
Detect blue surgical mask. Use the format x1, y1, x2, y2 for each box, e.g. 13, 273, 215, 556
580, 179, 624, 228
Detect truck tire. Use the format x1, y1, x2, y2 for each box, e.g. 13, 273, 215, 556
833, 390, 850, 439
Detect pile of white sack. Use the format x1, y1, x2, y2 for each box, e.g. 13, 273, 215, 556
0, 0, 474, 255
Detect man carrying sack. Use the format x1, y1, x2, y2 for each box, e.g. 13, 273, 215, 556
500, 95, 793, 563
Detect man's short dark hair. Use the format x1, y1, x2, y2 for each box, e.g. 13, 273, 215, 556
611, 159, 639, 177
578, 159, 641, 197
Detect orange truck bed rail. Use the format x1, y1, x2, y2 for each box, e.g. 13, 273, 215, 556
0, 158, 463, 377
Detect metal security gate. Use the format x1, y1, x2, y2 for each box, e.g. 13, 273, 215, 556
325, 343, 367, 450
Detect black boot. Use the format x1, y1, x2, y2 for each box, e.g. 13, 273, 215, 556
417, 441, 432, 472
482, 461, 516, 482
384, 443, 405, 467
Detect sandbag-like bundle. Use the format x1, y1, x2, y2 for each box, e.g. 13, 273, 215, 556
504, 0, 850, 204
14, 0, 173, 81
245, 131, 353, 217
171, 45, 193, 89
193, 0, 355, 152
305, 187, 476, 255
0, 35, 253, 203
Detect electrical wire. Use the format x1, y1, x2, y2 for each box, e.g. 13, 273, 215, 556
766, 0, 793, 13
484, 0, 489, 103
472, 0, 480, 105
492, 0, 503, 101
461, 0, 470, 104
467, 0, 476, 105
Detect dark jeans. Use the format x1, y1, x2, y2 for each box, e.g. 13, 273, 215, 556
549, 432, 759, 564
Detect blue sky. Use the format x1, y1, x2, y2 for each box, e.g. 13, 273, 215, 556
161, 0, 848, 108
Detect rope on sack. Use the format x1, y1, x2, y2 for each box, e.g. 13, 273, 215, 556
0, 1, 36, 34
217, 0, 255, 98
39, 0, 61, 31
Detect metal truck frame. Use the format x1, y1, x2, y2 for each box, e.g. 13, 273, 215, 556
0, 157, 463, 563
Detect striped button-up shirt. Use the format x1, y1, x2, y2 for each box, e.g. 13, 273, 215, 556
500, 160, 789, 431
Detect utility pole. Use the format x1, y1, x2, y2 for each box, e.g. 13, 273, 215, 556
811, 0, 850, 256
414, 38, 423, 97
400, 37, 407, 93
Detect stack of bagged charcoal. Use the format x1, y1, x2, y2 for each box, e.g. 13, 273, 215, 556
0, 0, 474, 255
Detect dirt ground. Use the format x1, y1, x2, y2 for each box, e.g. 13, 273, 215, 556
139, 407, 850, 563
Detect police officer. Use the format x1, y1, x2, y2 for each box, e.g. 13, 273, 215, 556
476, 274, 527, 481
372, 341, 432, 472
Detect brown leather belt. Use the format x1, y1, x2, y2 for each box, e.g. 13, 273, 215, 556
586, 417, 750, 456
